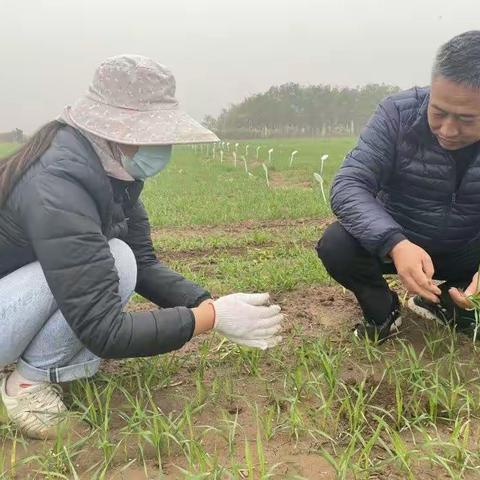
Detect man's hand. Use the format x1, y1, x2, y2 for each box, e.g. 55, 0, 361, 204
389, 239, 441, 303
449, 272, 479, 310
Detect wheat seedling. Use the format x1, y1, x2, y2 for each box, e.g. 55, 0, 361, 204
466, 271, 480, 343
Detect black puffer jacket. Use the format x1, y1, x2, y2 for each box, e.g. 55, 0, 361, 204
331, 87, 480, 257
0, 126, 211, 358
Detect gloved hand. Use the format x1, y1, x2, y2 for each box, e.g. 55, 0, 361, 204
212, 293, 283, 350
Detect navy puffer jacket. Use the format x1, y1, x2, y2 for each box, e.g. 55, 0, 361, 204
331, 87, 480, 257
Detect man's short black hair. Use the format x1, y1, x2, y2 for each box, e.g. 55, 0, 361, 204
432, 30, 480, 88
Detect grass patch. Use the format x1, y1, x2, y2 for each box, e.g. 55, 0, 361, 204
142, 137, 352, 227
0, 144, 19, 158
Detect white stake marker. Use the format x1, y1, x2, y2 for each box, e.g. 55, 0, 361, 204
289, 150, 299, 167
242, 155, 248, 174
314, 172, 327, 204
268, 148, 274, 164
320, 154, 329, 175
262, 163, 270, 187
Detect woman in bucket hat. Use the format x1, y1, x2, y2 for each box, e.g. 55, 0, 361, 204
0, 55, 283, 440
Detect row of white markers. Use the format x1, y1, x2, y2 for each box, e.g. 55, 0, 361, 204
191, 142, 329, 203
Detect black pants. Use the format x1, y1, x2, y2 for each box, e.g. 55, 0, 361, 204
316, 222, 480, 324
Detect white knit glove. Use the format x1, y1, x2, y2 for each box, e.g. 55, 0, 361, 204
213, 293, 283, 350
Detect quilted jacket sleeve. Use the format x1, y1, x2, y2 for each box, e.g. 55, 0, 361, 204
125, 200, 211, 308
18, 167, 196, 359
330, 97, 406, 257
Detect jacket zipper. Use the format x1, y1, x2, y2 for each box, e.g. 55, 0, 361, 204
440, 145, 477, 234
450, 192, 456, 207
437, 149, 456, 240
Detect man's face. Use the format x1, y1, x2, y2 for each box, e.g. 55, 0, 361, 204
428, 76, 480, 150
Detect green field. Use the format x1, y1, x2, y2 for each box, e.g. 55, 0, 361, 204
142, 138, 351, 296
2, 138, 480, 479
0, 144, 18, 158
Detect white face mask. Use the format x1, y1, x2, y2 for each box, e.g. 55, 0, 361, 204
120, 145, 173, 180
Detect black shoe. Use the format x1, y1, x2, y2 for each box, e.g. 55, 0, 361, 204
407, 291, 477, 335
354, 292, 402, 343
407, 295, 453, 326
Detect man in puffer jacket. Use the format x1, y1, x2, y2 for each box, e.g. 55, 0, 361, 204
317, 31, 480, 342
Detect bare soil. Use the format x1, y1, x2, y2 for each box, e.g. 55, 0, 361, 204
150, 217, 333, 241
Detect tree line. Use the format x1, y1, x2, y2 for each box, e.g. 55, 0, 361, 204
203, 82, 401, 139
0, 129, 25, 143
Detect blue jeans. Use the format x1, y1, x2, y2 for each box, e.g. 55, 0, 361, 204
0, 239, 137, 383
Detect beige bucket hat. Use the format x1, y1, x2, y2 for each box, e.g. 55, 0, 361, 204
66, 55, 219, 145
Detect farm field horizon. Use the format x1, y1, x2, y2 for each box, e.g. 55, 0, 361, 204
2, 137, 480, 479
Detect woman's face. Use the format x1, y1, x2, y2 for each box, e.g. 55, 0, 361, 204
116, 143, 174, 180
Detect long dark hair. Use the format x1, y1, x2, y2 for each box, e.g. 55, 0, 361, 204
0, 120, 63, 206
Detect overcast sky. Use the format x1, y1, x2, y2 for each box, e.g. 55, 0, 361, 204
1, 0, 478, 132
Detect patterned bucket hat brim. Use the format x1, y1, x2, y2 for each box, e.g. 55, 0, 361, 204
68, 55, 219, 145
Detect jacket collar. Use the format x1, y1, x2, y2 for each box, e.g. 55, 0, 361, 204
110, 177, 144, 205
404, 90, 438, 147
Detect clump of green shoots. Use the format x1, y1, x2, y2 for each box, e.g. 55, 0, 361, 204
466, 268, 480, 343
